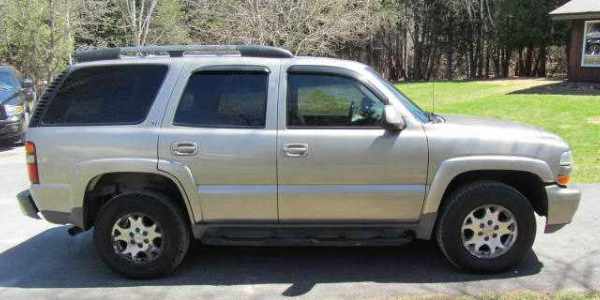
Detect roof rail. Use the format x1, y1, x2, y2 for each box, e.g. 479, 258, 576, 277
73, 45, 294, 63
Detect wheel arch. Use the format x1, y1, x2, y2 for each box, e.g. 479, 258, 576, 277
438, 170, 548, 215
81, 171, 196, 231
416, 156, 553, 239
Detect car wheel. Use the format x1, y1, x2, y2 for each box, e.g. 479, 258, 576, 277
94, 192, 190, 278
592, 44, 600, 55
436, 181, 536, 273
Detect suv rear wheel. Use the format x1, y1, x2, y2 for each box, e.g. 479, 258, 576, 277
436, 181, 536, 273
94, 192, 190, 278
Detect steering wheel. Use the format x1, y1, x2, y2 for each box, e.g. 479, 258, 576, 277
347, 102, 355, 125
238, 113, 252, 126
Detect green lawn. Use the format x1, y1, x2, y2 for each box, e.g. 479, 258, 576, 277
396, 79, 600, 183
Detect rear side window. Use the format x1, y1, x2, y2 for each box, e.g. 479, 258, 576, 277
41, 65, 167, 125
173, 71, 268, 128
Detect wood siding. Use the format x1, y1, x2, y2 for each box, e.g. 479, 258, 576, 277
568, 20, 600, 82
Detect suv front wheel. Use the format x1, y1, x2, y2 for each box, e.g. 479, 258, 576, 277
94, 192, 190, 278
436, 181, 536, 273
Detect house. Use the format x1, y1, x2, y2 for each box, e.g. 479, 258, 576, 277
550, 0, 600, 82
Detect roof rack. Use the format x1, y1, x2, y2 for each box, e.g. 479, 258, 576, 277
73, 45, 294, 63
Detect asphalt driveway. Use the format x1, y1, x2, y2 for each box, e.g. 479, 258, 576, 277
0, 145, 598, 299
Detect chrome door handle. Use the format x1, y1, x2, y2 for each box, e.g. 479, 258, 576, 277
283, 143, 309, 157
171, 142, 198, 156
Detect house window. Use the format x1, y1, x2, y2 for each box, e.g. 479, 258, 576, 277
582, 20, 600, 67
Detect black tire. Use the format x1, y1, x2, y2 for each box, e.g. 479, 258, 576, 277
436, 181, 536, 273
94, 192, 190, 278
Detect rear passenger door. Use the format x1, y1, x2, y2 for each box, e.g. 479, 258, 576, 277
158, 62, 279, 223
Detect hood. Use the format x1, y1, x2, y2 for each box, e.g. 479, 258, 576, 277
0, 88, 19, 104
432, 114, 568, 148
424, 114, 571, 180
441, 114, 546, 137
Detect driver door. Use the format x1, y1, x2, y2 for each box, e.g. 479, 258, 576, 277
277, 67, 429, 222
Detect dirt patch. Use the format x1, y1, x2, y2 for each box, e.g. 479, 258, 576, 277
511, 81, 600, 96
552, 82, 600, 94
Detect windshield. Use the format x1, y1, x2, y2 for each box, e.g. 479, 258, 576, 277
365, 67, 429, 122
0, 71, 18, 90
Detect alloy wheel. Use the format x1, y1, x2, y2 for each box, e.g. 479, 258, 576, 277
111, 213, 163, 264
461, 204, 518, 259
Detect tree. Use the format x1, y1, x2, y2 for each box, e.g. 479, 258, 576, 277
0, 0, 75, 86
76, 0, 190, 48
120, 0, 159, 47
1, 0, 574, 83
77, 0, 129, 48
146, 0, 190, 45
188, 0, 380, 56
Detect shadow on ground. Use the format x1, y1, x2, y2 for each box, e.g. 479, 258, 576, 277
0, 227, 543, 296
510, 82, 600, 96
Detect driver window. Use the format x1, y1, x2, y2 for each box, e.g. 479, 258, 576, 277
287, 73, 385, 128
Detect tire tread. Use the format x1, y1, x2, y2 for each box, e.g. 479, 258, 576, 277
435, 180, 536, 273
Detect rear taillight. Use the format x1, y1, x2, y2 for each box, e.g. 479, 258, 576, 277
25, 142, 39, 184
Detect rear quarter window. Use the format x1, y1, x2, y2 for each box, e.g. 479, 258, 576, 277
41, 65, 168, 125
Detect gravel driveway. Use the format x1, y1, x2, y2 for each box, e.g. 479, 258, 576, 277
0, 145, 598, 299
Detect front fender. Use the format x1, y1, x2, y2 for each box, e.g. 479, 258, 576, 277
415, 155, 554, 239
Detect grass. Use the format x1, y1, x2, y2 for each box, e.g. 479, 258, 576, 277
396, 79, 600, 183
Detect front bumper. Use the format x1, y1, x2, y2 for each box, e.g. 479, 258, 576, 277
0, 117, 25, 140
544, 185, 581, 233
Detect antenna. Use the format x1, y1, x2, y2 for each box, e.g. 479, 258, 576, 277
432, 80, 436, 114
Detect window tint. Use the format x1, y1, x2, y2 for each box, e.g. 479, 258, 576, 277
174, 71, 268, 128
287, 74, 385, 128
0, 70, 18, 89
41, 65, 167, 125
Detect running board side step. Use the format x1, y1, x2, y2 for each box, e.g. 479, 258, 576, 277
201, 237, 414, 247
194, 225, 416, 247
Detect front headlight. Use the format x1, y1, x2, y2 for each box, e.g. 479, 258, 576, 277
557, 150, 573, 186
560, 151, 573, 166
4, 104, 24, 116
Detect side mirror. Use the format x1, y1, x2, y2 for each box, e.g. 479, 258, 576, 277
22, 78, 34, 89
383, 105, 406, 131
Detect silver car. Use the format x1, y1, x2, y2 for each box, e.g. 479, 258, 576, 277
17, 45, 580, 278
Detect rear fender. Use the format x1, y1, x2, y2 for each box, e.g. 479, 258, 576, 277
72, 158, 200, 226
